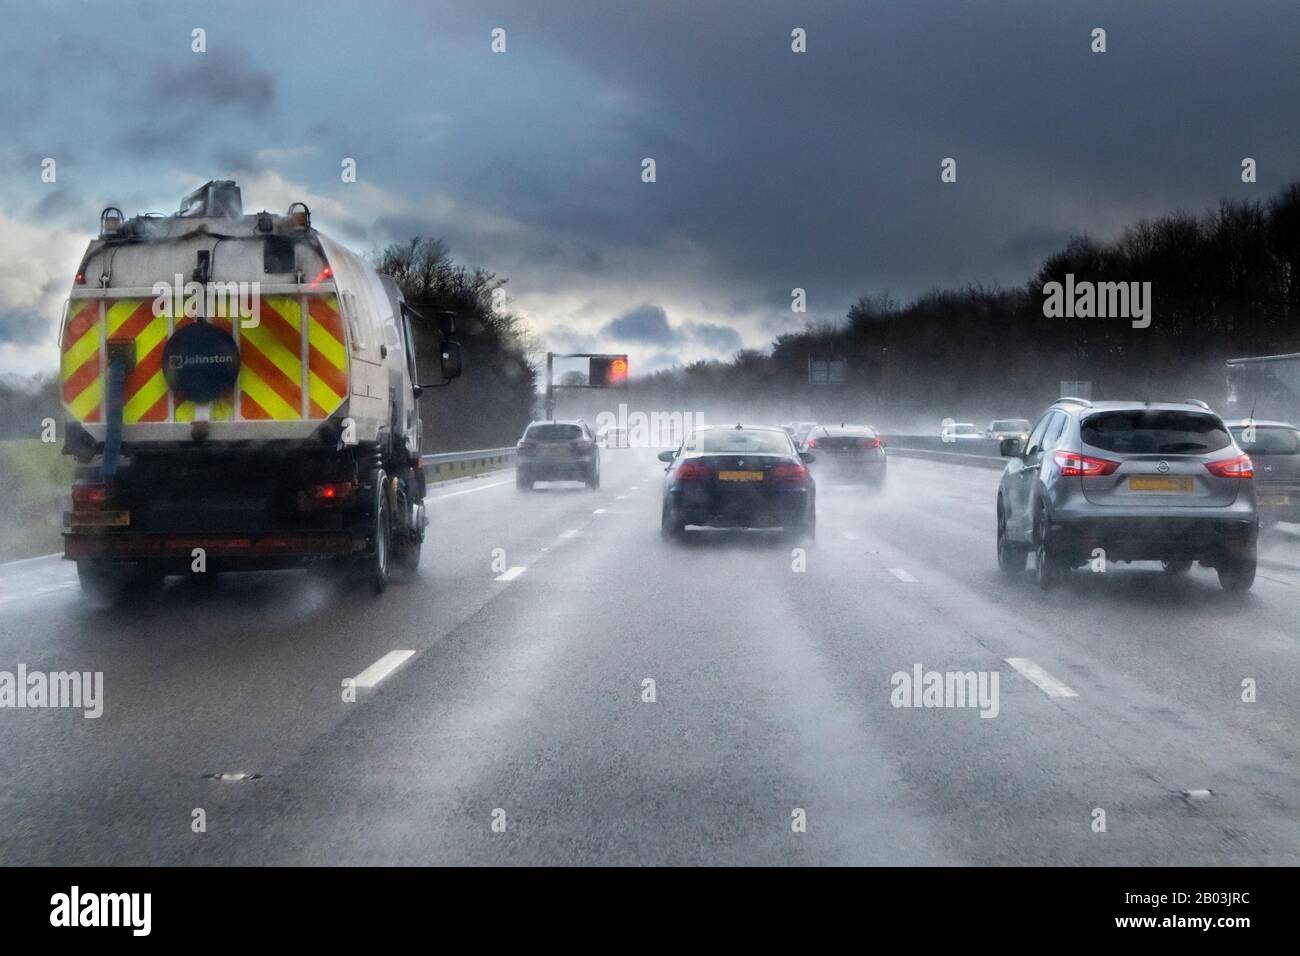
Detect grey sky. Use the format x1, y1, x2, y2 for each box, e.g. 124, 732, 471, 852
2, 0, 1298, 376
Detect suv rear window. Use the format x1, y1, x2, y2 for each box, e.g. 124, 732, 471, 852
1081, 411, 1231, 455
526, 424, 583, 441
1230, 426, 1300, 455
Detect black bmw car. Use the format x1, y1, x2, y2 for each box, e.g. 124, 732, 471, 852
658, 425, 816, 541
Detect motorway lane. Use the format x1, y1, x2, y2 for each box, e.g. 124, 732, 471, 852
0, 455, 642, 864
0, 452, 1297, 864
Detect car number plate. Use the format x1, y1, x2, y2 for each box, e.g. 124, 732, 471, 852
1259, 494, 1291, 505
718, 470, 763, 482
1130, 476, 1192, 492
542, 446, 567, 457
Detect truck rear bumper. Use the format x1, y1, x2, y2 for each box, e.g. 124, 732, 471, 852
64, 531, 355, 561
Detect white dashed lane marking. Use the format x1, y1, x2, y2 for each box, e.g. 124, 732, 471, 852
427, 480, 510, 501
888, 567, 917, 582
593, 508, 607, 515
495, 566, 526, 582
353, 650, 415, 689
1004, 657, 1079, 698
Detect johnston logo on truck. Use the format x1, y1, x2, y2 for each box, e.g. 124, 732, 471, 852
59, 180, 463, 602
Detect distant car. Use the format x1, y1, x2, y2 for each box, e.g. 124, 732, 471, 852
941, 421, 982, 441
985, 419, 1030, 441
789, 421, 818, 449
659, 425, 816, 541
516, 420, 600, 490
996, 399, 1258, 591
598, 426, 629, 449
804, 424, 886, 488
1226, 419, 1300, 524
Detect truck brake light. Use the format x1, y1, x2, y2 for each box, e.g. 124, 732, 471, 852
72, 483, 108, 508
308, 481, 355, 503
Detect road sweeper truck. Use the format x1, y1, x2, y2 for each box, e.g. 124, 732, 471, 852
58, 180, 462, 601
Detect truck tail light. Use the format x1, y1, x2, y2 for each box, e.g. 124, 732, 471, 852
72, 482, 108, 509
308, 481, 355, 504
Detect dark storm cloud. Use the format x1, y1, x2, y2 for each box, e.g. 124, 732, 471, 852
149, 49, 274, 118
602, 305, 674, 343
600, 305, 744, 353
680, 322, 743, 353
401, 0, 1300, 315
0, 308, 50, 346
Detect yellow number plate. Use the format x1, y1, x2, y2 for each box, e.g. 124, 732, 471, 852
68, 510, 131, 528
1259, 494, 1291, 505
718, 470, 763, 482
1129, 476, 1192, 492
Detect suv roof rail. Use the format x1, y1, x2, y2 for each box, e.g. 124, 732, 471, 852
1055, 396, 1093, 408
1183, 398, 1211, 410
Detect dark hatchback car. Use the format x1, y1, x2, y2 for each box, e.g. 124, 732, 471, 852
804, 424, 886, 488
516, 420, 601, 490
1226, 419, 1300, 524
659, 425, 816, 540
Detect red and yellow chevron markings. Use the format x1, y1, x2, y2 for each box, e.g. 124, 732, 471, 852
306, 295, 347, 418
106, 298, 170, 423
61, 300, 103, 423
60, 293, 347, 425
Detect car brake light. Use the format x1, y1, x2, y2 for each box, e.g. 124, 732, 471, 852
675, 460, 711, 480
1052, 450, 1119, 477
772, 462, 809, 482
869, 436, 882, 448
71, 483, 108, 508
574, 440, 594, 450
806, 438, 817, 448
1205, 454, 1253, 478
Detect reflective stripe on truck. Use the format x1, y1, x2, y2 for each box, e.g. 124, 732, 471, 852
60, 293, 347, 424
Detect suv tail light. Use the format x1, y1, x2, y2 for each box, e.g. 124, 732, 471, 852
675, 460, 711, 481
1053, 451, 1119, 477
574, 440, 595, 451
1205, 454, 1253, 478
72, 482, 108, 509
806, 438, 818, 448
772, 462, 809, 483
868, 436, 882, 448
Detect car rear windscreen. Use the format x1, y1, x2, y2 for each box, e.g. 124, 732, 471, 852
1230, 426, 1300, 455
526, 424, 583, 441
1082, 411, 1231, 454
692, 431, 793, 455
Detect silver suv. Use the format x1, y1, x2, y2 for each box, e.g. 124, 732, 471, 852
995, 399, 1258, 591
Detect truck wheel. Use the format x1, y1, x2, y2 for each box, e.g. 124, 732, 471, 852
395, 533, 421, 571
367, 472, 392, 593
77, 560, 132, 606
